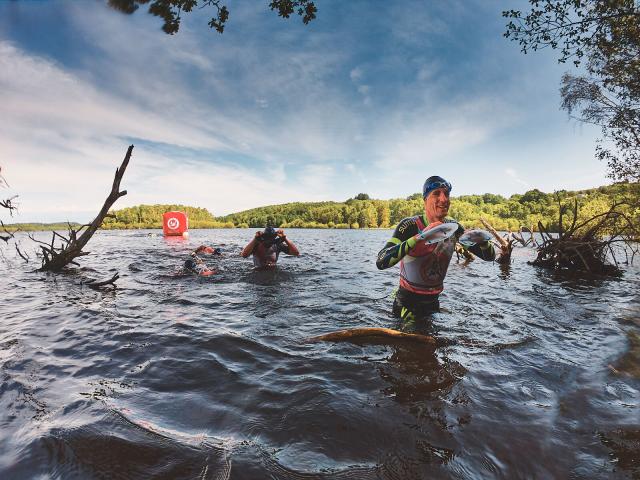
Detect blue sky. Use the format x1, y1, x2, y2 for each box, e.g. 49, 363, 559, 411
0, 0, 604, 222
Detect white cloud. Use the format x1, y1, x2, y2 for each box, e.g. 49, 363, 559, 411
0, 0, 610, 222
0, 42, 228, 151
374, 96, 517, 170
505, 168, 531, 188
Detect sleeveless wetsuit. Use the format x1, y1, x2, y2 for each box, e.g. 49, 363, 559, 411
377, 214, 494, 327
252, 240, 290, 268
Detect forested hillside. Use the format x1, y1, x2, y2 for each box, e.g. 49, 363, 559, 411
90, 183, 639, 231
101, 204, 233, 229
218, 183, 638, 231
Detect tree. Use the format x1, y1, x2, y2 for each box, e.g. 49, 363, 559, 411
504, 1, 640, 182
108, 0, 317, 34
32, 146, 134, 272
354, 193, 370, 200
519, 188, 548, 205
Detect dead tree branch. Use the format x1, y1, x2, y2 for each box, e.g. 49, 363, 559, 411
529, 198, 639, 276
0, 195, 18, 215
481, 218, 514, 264
37, 145, 134, 272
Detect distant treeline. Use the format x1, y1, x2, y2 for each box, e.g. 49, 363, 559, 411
2, 222, 83, 233
101, 204, 233, 229
98, 183, 638, 232
5, 184, 637, 232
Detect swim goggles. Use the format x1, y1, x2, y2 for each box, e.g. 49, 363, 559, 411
423, 178, 452, 198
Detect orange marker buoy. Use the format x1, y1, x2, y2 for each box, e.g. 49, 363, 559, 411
163, 211, 188, 237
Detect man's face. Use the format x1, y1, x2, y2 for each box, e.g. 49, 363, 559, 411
424, 187, 450, 222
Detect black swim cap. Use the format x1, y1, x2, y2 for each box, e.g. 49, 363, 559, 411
263, 226, 277, 239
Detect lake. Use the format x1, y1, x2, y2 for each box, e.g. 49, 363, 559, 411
1, 228, 639, 479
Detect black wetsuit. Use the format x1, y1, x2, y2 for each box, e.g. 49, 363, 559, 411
377, 214, 495, 325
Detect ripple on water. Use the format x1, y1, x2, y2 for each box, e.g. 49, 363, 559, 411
1, 229, 639, 478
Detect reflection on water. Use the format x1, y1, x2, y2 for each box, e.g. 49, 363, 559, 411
0, 228, 639, 479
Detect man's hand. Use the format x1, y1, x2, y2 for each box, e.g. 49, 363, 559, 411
255, 231, 263, 240
416, 221, 442, 241
276, 229, 286, 240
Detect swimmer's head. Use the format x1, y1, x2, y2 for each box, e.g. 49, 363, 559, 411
422, 176, 452, 199
262, 226, 277, 240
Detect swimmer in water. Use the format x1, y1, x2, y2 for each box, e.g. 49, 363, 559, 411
194, 245, 223, 255
183, 245, 223, 276
241, 226, 300, 269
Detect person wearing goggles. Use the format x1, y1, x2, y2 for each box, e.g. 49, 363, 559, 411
183, 244, 223, 276
241, 226, 300, 269
376, 176, 495, 329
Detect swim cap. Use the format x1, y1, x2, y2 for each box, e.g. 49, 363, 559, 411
263, 226, 277, 239
423, 176, 452, 198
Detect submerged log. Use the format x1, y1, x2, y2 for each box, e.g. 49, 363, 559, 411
33, 146, 133, 272
84, 273, 120, 290
306, 327, 437, 346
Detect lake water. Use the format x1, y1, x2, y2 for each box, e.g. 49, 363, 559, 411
1, 228, 639, 479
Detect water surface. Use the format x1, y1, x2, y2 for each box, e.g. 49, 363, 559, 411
1, 229, 639, 479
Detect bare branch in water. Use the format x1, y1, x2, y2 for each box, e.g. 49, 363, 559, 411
529, 197, 639, 276
37, 146, 133, 272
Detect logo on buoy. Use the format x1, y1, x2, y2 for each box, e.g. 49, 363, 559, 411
167, 218, 180, 230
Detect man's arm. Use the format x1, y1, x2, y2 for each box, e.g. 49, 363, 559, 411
241, 232, 261, 257
277, 230, 299, 256
376, 217, 422, 270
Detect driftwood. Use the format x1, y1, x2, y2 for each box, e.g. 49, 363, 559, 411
511, 226, 536, 247
84, 273, 120, 290
480, 218, 514, 264
306, 327, 437, 346
32, 146, 133, 272
455, 243, 475, 261
529, 198, 639, 275
1, 220, 15, 244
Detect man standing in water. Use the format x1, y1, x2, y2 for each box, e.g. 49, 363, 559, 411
241, 226, 300, 268
376, 176, 496, 327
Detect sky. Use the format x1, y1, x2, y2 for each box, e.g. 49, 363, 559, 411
0, 0, 606, 223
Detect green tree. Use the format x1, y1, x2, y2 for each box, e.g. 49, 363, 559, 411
108, 0, 317, 34
504, 0, 640, 181
376, 201, 391, 228
482, 193, 506, 205
519, 188, 548, 205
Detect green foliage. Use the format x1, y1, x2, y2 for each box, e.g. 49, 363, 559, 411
2, 222, 83, 233
8, 184, 634, 232
101, 204, 216, 229
504, 1, 640, 182
108, 0, 316, 34
216, 183, 639, 232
